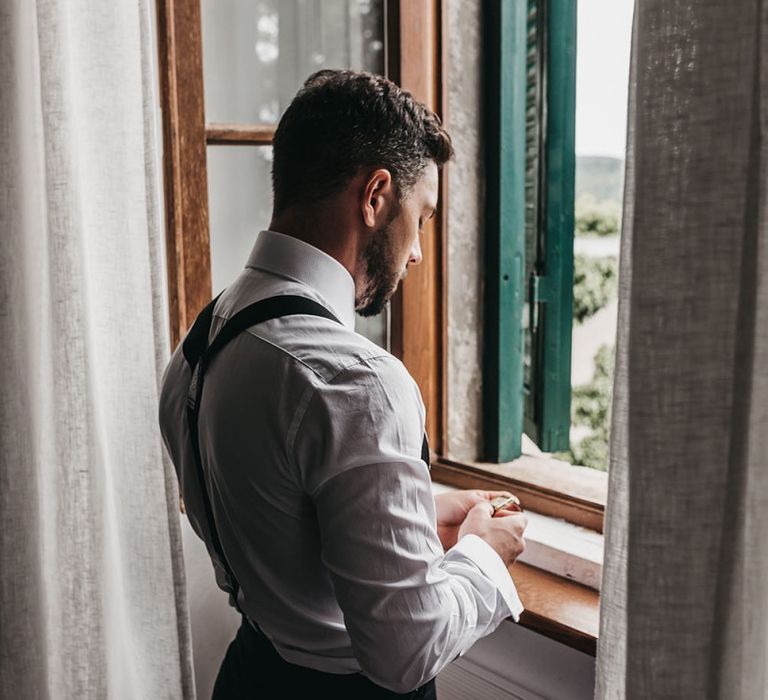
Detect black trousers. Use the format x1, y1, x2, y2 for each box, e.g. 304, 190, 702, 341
212, 617, 438, 699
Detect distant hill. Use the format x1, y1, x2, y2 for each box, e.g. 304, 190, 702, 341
576, 156, 624, 206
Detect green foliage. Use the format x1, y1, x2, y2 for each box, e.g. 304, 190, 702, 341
568, 432, 610, 472
576, 209, 619, 237
573, 254, 617, 324
572, 343, 614, 430
559, 156, 622, 471
554, 344, 615, 472
575, 194, 620, 237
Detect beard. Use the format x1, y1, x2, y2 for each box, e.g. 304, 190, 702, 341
355, 214, 406, 318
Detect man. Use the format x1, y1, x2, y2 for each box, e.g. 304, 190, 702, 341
159, 70, 528, 699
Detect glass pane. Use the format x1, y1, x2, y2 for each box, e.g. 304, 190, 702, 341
201, 0, 386, 124
206, 146, 389, 349
355, 312, 388, 350
207, 146, 273, 293
568, 0, 633, 470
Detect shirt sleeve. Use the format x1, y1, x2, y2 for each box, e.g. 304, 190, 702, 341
292, 354, 523, 694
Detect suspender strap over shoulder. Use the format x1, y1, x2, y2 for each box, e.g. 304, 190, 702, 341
182, 295, 342, 612
181, 293, 431, 615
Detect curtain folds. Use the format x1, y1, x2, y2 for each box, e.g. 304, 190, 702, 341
597, 1, 768, 698
0, 1, 195, 698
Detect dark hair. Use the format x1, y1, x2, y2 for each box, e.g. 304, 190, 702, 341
271, 69, 453, 214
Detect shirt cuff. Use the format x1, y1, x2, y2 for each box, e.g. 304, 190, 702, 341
450, 534, 525, 621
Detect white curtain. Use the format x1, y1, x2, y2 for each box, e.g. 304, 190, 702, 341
0, 1, 195, 698
597, 1, 768, 698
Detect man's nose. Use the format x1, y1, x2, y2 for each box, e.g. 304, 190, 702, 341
409, 237, 423, 266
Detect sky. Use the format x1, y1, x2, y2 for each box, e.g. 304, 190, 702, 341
575, 0, 635, 158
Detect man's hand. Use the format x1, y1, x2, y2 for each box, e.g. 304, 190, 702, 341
434, 489, 521, 551
457, 500, 528, 567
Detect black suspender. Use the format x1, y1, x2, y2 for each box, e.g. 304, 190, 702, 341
181, 294, 431, 614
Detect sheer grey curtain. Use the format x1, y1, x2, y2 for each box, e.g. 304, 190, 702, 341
597, 1, 768, 698
0, 1, 194, 697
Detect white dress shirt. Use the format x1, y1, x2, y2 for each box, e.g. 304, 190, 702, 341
159, 230, 523, 693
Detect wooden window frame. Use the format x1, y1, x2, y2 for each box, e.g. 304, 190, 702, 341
156, 0, 601, 650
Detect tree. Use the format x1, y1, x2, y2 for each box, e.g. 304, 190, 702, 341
555, 343, 615, 472
573, 254, 617, 324
574, 194, 620, 237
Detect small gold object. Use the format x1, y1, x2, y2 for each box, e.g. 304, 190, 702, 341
490, 494, 522, 515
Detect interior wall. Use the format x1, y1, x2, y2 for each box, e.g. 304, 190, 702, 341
182, 517, 240, 699
445, 0, 486, 462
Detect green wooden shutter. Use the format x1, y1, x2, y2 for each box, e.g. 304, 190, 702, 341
523, 0, 577, 452
483, 0, 576, 462
482, 0, 528, 462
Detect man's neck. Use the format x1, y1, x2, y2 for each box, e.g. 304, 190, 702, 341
268, 208, 359, 281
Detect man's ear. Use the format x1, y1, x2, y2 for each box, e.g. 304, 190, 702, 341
361, 169, 393, 228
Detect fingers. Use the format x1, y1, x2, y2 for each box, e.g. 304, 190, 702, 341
478, 490, 526, 515
489, 493, 523, 515
466, 495, 526, 523
483, 490, 514, 501
493, 510, 527, 525
493, 513, 528, 533
492, 504, 524, 515
467, 500, 495, 518
477, 500, 495, 515
469, 499, 526, 522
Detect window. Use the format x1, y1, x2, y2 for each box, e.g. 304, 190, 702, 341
476, 0, 629, 476
157, 0, 619, 652
156, 0, 609, 533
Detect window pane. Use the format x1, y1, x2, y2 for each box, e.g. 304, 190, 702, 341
355, 312, 389, 350
207, 146, 273, 294
568, 0, 633, 470
201, 0, 385, 124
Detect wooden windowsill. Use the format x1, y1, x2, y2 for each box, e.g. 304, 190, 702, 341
509, 562, 599, 656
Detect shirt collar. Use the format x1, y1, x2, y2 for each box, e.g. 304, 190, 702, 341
246, 230, 357, 329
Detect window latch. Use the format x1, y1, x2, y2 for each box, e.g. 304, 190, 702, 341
530, 273, 552, 304
529, 273, 552, 332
